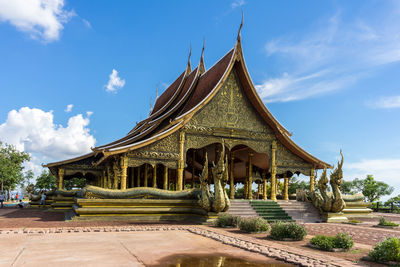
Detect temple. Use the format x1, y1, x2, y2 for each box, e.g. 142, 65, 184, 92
44, 26, 331, 209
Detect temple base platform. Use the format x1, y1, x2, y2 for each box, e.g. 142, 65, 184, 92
322, 212, 348, 223
69, 199, 215, 223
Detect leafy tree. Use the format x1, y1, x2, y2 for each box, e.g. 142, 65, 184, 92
288, 177, 309, 195
385, 195, 400, 207
0, 141, 30, 199
352, 175, 393, 202
64, 177, 87, 190
35, 170, 57, 190
341, 180, 356, 195
21, 170, 34, 187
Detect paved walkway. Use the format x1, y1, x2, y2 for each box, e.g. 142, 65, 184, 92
0, 226, 359, 267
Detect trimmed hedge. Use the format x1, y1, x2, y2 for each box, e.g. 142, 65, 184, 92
269, 222, 307, 241
238, 217, 270, 233
378, 217, 399, 227
310, 233, 354, 251
369, 237, 400, 262
215, 214, 241, 228
310, 235, 334, 251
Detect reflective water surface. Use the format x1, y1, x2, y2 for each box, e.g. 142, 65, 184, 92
160, 254, 294, 267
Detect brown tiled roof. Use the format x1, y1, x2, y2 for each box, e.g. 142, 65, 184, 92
150, 71, 186, 116
179, 49, 234, 116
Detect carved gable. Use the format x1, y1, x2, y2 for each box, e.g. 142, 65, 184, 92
188, 69, 273, 134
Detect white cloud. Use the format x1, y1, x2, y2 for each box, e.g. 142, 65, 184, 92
86, 111, 93, 117
65, 104, 73, 112
82, 18, 91, 28
105, 69, 125, 93
231, 0, 245, 9
344, 158, 400, 200
0, 0, 75, 42
258, 3, 400, 103
369, 95, 400, 109
0, 107, 96, 160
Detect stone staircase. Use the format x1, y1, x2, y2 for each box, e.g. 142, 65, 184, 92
250, 201, 294, 222
227, 200, 259, 218
277, 200, 322, 223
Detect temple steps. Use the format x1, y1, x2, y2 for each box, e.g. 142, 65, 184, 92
277, 200, 322, 223
250, 201, 294, 222
227, 200, 259, 218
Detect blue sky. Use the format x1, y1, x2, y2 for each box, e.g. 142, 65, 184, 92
0, 0, 399, 199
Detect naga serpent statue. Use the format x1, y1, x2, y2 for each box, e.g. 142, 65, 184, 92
311, 150, 346, 213
198, 142, 230, 213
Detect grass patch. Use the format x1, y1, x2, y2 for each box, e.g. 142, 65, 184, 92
378, 217, 399, 227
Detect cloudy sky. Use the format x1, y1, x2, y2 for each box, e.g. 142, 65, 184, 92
0, 0, 399, 199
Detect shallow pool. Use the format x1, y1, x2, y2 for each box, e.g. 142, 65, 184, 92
158, 254, 294, 267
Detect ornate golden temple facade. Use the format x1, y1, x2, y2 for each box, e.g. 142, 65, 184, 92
45, 31, 331, 202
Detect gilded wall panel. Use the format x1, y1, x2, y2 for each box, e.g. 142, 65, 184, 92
275, 141, 313, 176
187, 70, 273, 135
126, 132, 180, 169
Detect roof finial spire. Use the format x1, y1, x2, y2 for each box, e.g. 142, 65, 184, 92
186, 44, 192, 73
156, 83, 159, 99
149, 96, 153, 115
199, 38, 206, 73
237, 10, 244, 42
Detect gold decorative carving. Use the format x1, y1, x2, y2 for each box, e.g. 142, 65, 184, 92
275, 141, 313, 176
188, 70, 273, 134
127, 151, 179, 160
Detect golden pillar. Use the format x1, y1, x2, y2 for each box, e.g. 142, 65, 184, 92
113, 162, 119, 189
310, 167, 315, 192
103, 171, 107, 188
270, 141, 277, 201
229, 154, 235, 199
262, 173, 267, 200
283, 175, 289, 201
120, 156, 128, 190
177, 131, 185, 191
144, 164, 148, 187
244, 180, 248, 199
136, 167, 140, 187
107, 164, 112, 189
130, 168, 134, 188
163, 166, 168, 190
248, 153, 253, 200
152, 164, 157, 188
58, 168, 64, 190
191, 150, 195, 188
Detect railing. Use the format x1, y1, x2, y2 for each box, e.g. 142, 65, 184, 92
372, 202, 399, 213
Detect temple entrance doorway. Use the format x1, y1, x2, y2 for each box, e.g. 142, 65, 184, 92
183, 143, 271, 200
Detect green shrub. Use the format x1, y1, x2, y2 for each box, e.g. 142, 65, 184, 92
333, 233, 354, 250
310, 233, 354, 251
215, 214, 241, 228
378, 217, 399, 227
238, 217, 270, 233
348, 219, 361, 223
310, 235, 334, 251
369, 237, 400, 262
269, 222, 307, 241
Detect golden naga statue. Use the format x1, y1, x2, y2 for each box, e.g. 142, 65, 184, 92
311, 150, 346, 213
198, 142, 230, 213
